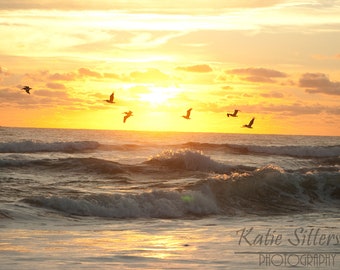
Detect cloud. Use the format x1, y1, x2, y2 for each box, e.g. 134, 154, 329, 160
0, 88, 21, 102
176, 64, 212, 73
299, 73, 340, 95
46, 82, 66, 89
103, 72, 121, 80
260, 91, 284, 98
0, 1, 285, 13
49, 72, 77, 81
48, 68, 102, 81
226, 67, 287, 83
265, 103, 326, 115
78, 68, 101, 78
34, 89, 68, 98
0, 66, 8, 74
0, 66, 10, 81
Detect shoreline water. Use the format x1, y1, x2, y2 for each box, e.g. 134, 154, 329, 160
1, 127, 339, 269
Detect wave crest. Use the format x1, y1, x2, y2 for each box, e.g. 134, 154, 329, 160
181, 142, 340, 158
146, 149, 231, 173
23, 190, 219, 219
22, 165, 340, 218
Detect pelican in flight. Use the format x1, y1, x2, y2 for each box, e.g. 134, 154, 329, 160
123, 110, 133, 123
243, 117, 255, 128
22, 86, 31, 94
105, 92, 115, 103
227, 109, 240, 117
182, 108, 192, 119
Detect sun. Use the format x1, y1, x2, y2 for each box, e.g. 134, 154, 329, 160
139, 86, 180, 106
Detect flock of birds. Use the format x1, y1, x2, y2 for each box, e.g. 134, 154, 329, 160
22, 87, 255, 128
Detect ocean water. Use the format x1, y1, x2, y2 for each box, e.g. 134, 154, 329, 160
0, 127, 339, 269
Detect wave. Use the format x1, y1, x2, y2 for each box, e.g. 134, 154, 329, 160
0, 140, 100, 153
190, 165, 340, 215
1, 139, 339, 159
22, 165, 340, 219
0, 157, 127, 175
145, 149, 254, 173
182, 142, 340, 158
22, 190, 220, 219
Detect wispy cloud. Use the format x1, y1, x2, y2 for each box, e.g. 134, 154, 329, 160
0, 1, 286, 13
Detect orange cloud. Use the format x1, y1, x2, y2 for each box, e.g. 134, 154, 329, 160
226, 67, 287, 83
299, 73, 340, 96
49, 72, 77, 81
176, 64, 212, 73
78, 68, 101, 78
260, 91, 284, 98
46, 82, 66, 89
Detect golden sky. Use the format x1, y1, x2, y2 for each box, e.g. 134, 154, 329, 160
1, 0, 340, 135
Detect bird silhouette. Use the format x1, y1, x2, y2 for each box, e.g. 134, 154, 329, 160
123, 111, 133, 123
227, 109, 239, 117
22, 86, 31, 94
182, 108, 192, 119
243, 117, 255, 128
105, 92, 115, 103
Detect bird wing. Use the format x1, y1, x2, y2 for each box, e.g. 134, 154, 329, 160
248, 118, 255, 127
110, 93, 114, 102
187, 108, 192, 117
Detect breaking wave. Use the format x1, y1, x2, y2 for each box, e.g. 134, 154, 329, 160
145, 149, 254, 173
22, 165, 340, 219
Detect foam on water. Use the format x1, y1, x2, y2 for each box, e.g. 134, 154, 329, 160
183, 142, 340, 158
146, 149, 233, 173
20, 164, 339, 219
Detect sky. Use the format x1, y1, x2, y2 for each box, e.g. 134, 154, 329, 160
0, 0, 340, 135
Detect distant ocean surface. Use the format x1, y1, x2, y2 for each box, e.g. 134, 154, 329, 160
1, 127, 339, 269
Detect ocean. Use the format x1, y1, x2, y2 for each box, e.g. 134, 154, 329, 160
0, 127, 339, 269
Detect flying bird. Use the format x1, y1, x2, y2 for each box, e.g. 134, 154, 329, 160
227, 109, 240, 117
105, 92, 115, 103
182, 108, 192, 119
22, 86, 31, 94
123, 111, 133, 123
243, 117, 255, 128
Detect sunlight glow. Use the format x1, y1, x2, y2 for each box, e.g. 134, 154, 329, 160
139, 86, 180, 106
1, 3, 340, 135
